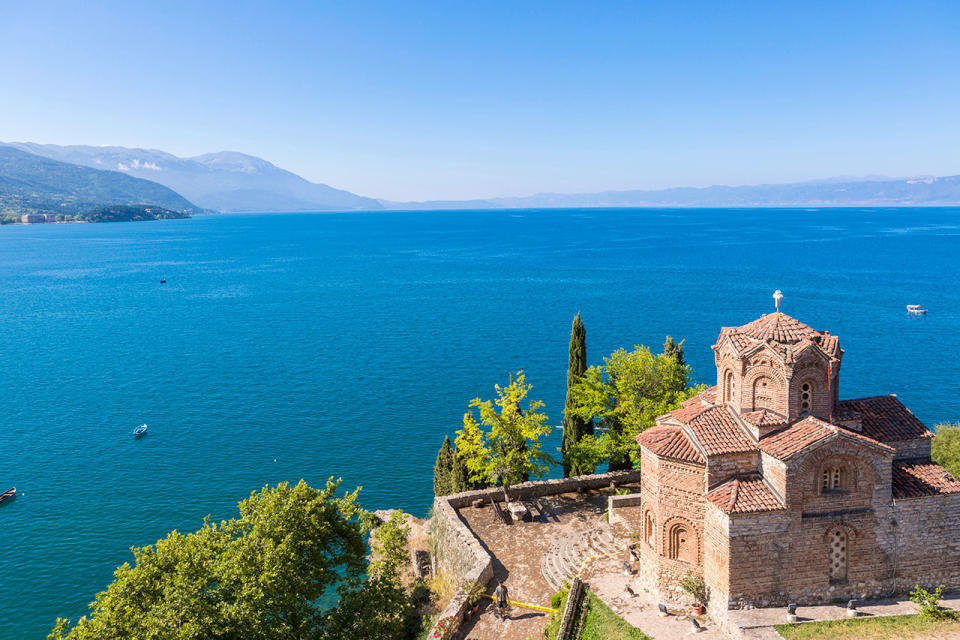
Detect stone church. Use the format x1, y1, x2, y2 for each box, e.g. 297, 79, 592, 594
634, 306, 960, 614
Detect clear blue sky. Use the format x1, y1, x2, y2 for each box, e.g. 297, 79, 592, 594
1, 1, 959, 201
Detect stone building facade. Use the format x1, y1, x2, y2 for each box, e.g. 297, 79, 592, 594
634, 310, 960, 614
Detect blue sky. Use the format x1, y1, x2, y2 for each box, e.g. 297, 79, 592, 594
1, 1, 959, 200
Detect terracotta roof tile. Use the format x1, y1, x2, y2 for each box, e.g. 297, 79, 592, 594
835, 395, 933, 443
659, 402, 712, 425
742, 408, 788, 429
707, 474, 785, 513
637, 426, 705, 464
759, 416, 893, 461
685, 406, 757, 456
892, 459, 960, 499
714, 313, 842, 361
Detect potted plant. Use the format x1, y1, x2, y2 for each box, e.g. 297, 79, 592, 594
457, 581, 485, 619
680, 574, 707, 615
433, 615, 459, 640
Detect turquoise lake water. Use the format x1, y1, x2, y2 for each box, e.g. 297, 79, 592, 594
1, 208, 959, 637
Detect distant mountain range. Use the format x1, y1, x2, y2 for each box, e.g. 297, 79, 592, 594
4, 140, 960, 216
381, 175, 960, 209
3, 142, 381, 212
0, 146, 201, 220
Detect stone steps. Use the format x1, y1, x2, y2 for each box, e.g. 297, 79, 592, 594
540, 521, 631, 591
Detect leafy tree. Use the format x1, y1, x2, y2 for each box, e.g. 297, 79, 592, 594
326, 511, 413, 640
455, 371, 554, 497
48, 479, 414, 640
561, 312, 593, 477
568, 343, 702, 472
933, 422, 960, 479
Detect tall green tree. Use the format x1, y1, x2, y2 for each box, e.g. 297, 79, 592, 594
455, 371, 554, 497
48, 479, 415, 640
433, 435, 456, 496
433, 435, 470, 496
561, 312, 592, 477
663, 335, 686, 370
568, 343, 702, 472
933, 422, 960, 479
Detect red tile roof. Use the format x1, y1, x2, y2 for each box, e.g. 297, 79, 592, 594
742, 408, 787, 429
835, 395, 933, 443
685, 406, 757, 456
892, 459, 960, 499
707, 474, 785, 513
714, 313, 842, 361
659, 402, 712, 425
758, 416, 894, 461
637, 426, 705, 464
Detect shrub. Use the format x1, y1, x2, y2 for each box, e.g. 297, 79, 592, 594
910, 584, 946, 619
680, 574, 706, 604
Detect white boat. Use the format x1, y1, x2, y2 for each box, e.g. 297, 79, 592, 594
133, 424, 148, 438
906, 305, 928, 315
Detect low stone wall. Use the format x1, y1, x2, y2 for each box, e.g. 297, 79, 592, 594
426, 469, 642, 638
607, 492, 642, 525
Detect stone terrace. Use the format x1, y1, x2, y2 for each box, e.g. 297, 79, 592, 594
455, 485, 638, 640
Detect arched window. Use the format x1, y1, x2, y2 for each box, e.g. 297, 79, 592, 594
800, 382, 812, 413
828, 528, 847, 582
668, 523, 695, 563
724, 371, 735, 403
752, 376, 774, 410
644, 511, 655, 546
822, 467, 844, 492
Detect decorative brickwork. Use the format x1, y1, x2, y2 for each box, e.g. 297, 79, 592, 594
632, 309, 960, 625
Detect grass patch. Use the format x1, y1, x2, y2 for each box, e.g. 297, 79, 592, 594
775, 611, 960, 640
581, 592, 652, 640
543, 588, 651, 640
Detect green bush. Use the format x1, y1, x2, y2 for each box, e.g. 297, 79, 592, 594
910, 584, 946, 619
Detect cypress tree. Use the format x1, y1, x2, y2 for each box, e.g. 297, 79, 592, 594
561, 312, 591, 477
433, 436, 456, 496
664, 335, 685, 368
451, 446, 470, 493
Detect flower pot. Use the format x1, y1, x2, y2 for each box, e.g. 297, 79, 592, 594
691, 603, 705, 616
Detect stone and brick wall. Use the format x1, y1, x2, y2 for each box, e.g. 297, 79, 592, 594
891, 493, 960, 592
637, 451, 708, 594
890, 437, 933, 461
706, 452, 759, 489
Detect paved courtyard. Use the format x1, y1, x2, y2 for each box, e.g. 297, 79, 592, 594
454, 486, 637, 640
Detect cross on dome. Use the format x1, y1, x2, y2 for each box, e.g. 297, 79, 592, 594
773, 290, 783, 313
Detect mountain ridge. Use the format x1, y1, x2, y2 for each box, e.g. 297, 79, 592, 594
2, 142, 381, 212
380, 175, 960, 209
0, 146, 201, 221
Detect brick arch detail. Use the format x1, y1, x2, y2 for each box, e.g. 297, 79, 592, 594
821, 520, 859, 542
795, 449, 875, 495
790, 362, 828, 416
742, 365, 786, 413
661, 515, 701, 565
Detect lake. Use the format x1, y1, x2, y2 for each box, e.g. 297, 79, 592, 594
1, 207, 959, 638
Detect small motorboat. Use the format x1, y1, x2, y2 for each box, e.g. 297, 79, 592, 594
0, 487, 16, 504
133, 424, 148, 438
906, 304, 928, 315
160, 279, 166, 284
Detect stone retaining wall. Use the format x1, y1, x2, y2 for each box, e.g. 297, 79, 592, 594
426, 469, 642, 638
607, 493, 642, 525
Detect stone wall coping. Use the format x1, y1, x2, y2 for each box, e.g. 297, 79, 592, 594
443, 469, 642, 509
